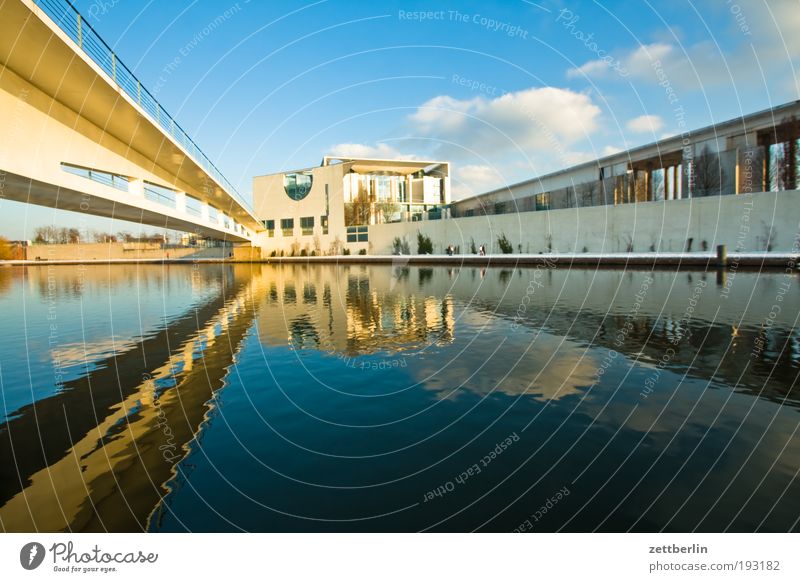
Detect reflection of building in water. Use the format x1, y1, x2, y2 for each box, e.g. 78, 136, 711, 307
255, 264, 455, 356
411, 266, 800, 406
0, 265, 264, 532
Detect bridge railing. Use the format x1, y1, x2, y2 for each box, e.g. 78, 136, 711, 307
32, 0, 254, 215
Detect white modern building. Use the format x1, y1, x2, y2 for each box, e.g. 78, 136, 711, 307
253, 157, 450, 255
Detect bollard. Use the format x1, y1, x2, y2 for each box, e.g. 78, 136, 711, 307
716, 244, 727, 267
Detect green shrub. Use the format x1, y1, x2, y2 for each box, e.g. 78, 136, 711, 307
470, 238, 477, 254
300, 248, 308, 257
392, 237, 410, 255
343, 248, 351, 255
417, 232, 433, 255
358, 249, 367, 255
269, 250, 277, 257
497, 233, 513, 254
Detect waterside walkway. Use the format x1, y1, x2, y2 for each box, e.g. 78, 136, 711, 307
2, 252, 798, 269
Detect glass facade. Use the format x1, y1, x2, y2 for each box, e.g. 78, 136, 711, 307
281, 218, 294, 236
535, 193, 551, 211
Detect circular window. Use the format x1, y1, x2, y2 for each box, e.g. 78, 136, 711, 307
284, 172, 313, 201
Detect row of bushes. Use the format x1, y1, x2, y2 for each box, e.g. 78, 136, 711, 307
268, 248, 368, 257
267, 231, 522, 257
391, 233, 515, 255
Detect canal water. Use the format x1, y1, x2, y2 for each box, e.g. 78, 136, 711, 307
0, 263, 798, 532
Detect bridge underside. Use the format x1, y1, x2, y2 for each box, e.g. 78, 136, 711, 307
1, 171, 250, 241
0, 0, 260, 243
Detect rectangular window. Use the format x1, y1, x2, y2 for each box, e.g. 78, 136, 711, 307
494, 202, 507, 215
281, 218, 294, 237
300, 216, 314, 236
321, 215, 328, 235
208, 206, 219, 223
143, 181, 177, 208
346, 225, 368, 243
263, 219, 275, 237
465, 209, 475, 217
61, 162, 130, 192
535, 193, 551, 211
185, 195, 203, 218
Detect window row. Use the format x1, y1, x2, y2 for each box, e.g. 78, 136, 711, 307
263, 216, 329, 237
61, 163, 244, 231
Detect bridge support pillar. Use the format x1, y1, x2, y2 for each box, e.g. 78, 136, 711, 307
130, 178, 144, 197
175, 191, 186, 214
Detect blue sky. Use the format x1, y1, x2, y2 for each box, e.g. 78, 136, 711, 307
4, 0, 799, 239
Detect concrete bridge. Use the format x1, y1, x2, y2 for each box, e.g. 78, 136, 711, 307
0, 0, 261, 243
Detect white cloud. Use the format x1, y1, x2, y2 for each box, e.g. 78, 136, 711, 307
326, 142, 417, 160
408, 86, 602, 157
567, 0, 800, 98
327, 87, 607, 200
602, 145, 622, 156
626, 114, 664, 134
566, 59, 612, 79
567, 43, 672, 80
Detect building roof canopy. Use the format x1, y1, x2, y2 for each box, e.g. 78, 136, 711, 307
322, 156, 449, 176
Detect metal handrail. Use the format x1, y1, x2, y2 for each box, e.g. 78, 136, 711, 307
32, 0, 254, 214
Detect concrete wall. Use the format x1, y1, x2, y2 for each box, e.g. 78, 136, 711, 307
366, 190, 800, 255
25, 243, 232, 261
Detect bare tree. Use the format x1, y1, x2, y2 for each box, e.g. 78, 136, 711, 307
691, 146, 724, 197
769, 116, 800, 191
345, 187, 372, 226
578, 181, 598, 207
33, 226, 50, 243
375, 200, 401, 224
93, 231, 118, 243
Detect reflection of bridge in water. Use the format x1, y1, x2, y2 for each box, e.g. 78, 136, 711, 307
0, 264, 263, 531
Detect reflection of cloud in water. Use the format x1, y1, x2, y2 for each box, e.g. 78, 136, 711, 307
417, 330, 598, 402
